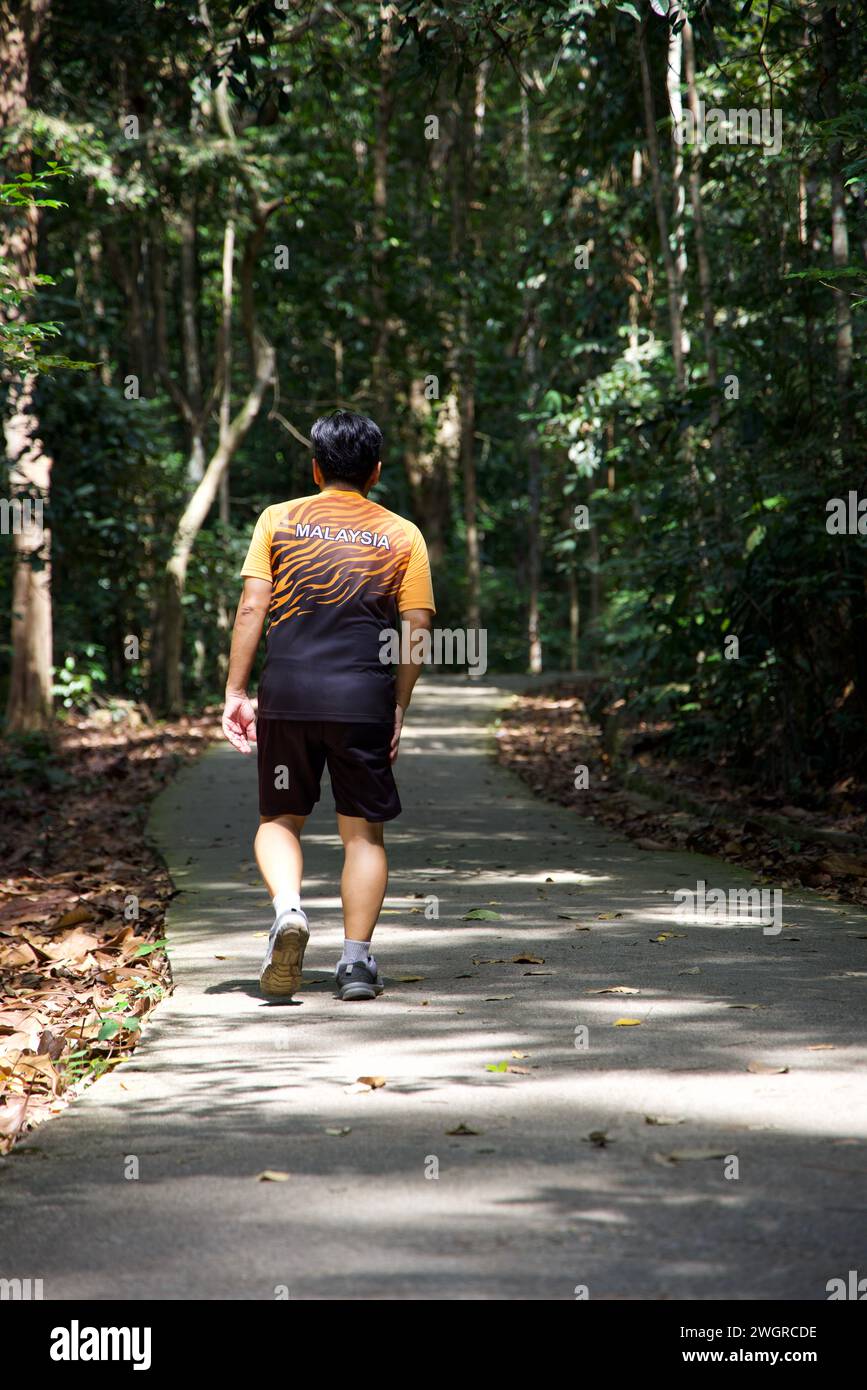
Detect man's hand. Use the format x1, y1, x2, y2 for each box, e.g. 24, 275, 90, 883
222, 691, 257, 754
390, 702, 405, 763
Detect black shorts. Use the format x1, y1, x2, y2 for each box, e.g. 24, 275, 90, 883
256, 718, 401, 823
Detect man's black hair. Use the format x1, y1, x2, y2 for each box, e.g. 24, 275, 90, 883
310, 410, 382, 490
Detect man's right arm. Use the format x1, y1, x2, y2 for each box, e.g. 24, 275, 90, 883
391, 607, 433, 763
222, 577, 272, 753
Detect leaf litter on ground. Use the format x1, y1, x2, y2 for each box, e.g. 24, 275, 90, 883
0, 709, 216, 1152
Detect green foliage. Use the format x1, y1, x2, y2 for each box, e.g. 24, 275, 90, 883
51, 649, 107, 710
0, 166, 94, 373
1, 0, 862, 792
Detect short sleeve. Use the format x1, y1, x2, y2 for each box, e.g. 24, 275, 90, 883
240, 508, 274, 582
398, 527, 436, 613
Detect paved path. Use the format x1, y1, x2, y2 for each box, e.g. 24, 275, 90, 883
2, 679, 866, 1300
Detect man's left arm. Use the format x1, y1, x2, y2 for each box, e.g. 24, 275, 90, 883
222, 577, 272, 753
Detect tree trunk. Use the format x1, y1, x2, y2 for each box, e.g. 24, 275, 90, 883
161, 344, 273, 711
666, 23, 688, 364
403, 376, 454, 566
638, 20, 686, 391
160, 209, 274, 714
4, 380, 53, 730
680, 23, 722, 444
821, 5, 853, 441
1, 0, 54, 733
568, 560, 579, 672
521, 81, 542, 674
370, 2, 396, 424
179, 191, 205, 482
450, 65, 484, 632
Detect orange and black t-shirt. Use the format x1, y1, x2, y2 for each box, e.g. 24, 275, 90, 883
241, 487, 436, 723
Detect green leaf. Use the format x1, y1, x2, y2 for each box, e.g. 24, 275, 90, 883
462, 909, 502, 921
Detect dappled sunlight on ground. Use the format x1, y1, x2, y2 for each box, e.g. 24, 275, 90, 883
3, 680, 866, 1299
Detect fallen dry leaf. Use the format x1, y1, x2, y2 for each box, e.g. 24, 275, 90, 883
645, 1114, 685, 1126
613, 1017, 642, 1026
256, 1170, 290, 1182
747, 1061, 789, 1075
589, 985, 639, 995
41, 929, 102, 962
656, 1149, 729, 1164
0, 1095, 29, 1138
446, 1122, 480, 1136
55, 904, 96, 930
512, 953, 545, 964
357, 1075, 386, 1089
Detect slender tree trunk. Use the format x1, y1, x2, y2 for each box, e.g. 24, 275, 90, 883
1, 0, 54, 733
800, 164, 818, 417
682, 23, 718, 395
217, 213, 234, 529
161, 214, 274, 713
639, 20, 685, 391
682, 19, 722, 514
821, 5, 853, 441
404, 375, 454, 566
589, 477, 600, 639
666, 23, 688, 363
568, 561, 579, 672
179, 191, 205, 483
370, 2, 396, 424
450, 65, 484, 633
640, 18, 709, 566
560, 495, 579, 672
521, 82, 542, 674
4, 383, 53, 731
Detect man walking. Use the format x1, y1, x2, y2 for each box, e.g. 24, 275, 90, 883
222, 411, 435, 1001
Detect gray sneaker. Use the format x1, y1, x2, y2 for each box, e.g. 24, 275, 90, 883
335, 958, 384, 1001
259, 909, 309, 997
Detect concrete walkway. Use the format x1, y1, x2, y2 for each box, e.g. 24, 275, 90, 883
2, 678, 866, 1300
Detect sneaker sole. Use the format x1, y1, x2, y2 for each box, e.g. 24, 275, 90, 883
336, 981, 384, 1002
260, 919, 309, 997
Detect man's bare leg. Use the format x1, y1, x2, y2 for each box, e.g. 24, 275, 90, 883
337, 814, 387, 940
255, 812, 308, 997
335, 814, 387, 999
255, 812, 305, 900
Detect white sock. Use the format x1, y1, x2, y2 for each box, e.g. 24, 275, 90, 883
339, 938, 374, 967
273, 890, 301, 920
